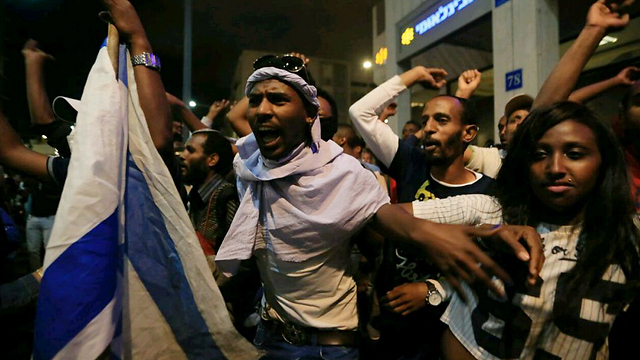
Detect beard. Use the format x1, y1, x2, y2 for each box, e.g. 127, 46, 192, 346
422, 130, 463, 166
183, 160, 210, 186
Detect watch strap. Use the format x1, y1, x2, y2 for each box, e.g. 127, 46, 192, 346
131, 52, 161, 71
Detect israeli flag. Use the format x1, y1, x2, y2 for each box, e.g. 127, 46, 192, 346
33, 39, 260, 360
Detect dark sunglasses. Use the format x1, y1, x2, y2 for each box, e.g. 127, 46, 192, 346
253, 55, 310, 84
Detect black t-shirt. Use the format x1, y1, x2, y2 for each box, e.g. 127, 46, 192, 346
376, 139, 494, 349
29, 182, 61, 218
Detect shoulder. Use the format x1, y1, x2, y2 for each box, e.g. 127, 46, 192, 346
46, 156, 70, 187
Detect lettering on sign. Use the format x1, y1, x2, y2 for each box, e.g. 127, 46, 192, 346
413, 0, 476, 36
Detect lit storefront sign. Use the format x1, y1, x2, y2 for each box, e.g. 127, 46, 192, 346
401, 28, 415, 46
375, 47, 389, 65
401, 0, 476, 45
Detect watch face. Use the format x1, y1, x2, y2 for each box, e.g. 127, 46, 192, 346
428, 292, 442, 306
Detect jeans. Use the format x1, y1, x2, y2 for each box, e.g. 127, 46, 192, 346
253, 323, 359, 360
26, 215, 55, 262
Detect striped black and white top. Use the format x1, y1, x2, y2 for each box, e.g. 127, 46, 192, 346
412, 194, 631, 360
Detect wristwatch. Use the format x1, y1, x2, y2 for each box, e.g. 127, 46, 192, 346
425, 280, 443, 306
131, 52, 161, 72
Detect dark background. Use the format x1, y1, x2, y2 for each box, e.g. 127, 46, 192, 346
1, 0, 376, 133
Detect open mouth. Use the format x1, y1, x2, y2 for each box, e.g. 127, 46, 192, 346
423, 140, 440, 151
257, 127, 281, 146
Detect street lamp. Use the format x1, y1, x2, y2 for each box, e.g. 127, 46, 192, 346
363, 61, 372, 69
189, 101, 197, 107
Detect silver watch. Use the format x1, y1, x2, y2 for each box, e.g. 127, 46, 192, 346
131, 52, 161, 72
425, 280, 443, 306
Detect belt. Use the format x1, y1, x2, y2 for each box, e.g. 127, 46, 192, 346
261, 319, 359, 347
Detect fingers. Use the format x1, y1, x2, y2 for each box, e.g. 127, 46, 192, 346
518, 229, 544, 283
468, 247, 513, 289
498, 227, 531, 262
428, 68, 448, 78
434, 79, 448, 88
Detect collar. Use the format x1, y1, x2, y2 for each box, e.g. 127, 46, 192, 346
189, 174, 225, 206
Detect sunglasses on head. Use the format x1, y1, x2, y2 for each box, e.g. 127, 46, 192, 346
253, 55, 310, 84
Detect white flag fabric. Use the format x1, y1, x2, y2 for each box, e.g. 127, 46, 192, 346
33, 39, 260, 360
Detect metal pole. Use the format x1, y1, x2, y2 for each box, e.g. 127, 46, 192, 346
182, 0, 193, 139
182, 0, 192, 103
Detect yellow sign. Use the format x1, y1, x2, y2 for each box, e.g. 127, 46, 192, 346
401, 27, 415, 46
375, 47, 388, 65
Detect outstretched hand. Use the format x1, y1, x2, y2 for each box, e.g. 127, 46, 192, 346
414, 223, 543, 299
401, 66, 448, 90
615, 66, 640, 86
22, 39, 55, 63
587, 0, 631, 30
207, 99, 231, 120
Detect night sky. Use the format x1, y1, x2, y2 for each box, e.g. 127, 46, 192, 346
2, 0, 376, 133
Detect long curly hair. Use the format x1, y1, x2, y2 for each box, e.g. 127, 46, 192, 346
495, 101, 640, 296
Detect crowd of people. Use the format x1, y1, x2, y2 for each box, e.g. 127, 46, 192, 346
1, 0, 640, 359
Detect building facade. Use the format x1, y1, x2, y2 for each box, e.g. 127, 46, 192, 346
372, 0, 640, 143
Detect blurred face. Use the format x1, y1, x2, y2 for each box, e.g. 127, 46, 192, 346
362, 151, 373, 164
421, 97, 474, 165
318, 96, 332, 119
248, 79, 312, 160
179, 134, 211, 185
497, 116, 507, 147
504, 109, 529, 147
530, 120, 601, 214
402, 122, 420, 140
623, 82, 640, 132
318, 96, 335, 140
172, 121, 183, 136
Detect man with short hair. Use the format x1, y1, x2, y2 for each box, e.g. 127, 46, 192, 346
464, 94, 533, 178
332, 124, 363, 158
401, 120, 421, 140
350, 65, 494, 359
180, 129, 237, 255
216, 58, 524, 360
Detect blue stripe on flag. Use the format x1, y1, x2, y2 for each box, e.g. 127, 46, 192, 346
124, 154, 224, 359
118, 44, 128, 87
34, 212, 119, 360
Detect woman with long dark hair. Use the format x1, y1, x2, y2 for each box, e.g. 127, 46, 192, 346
405, 101, 640, 359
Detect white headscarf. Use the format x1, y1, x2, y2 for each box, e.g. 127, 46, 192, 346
215, 68, 389, 275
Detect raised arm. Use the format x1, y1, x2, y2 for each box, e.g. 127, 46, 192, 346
349, 66, 447, 168
201, 99, 230, 128
22, 40, 56, 126
455, 69, 482, 99
569, 66, 640, 103
534, 0, 631, 109
103, 0, 172, 155
0, 112, 49, 181
165, 92, 207, 132
225, 97, 252, 137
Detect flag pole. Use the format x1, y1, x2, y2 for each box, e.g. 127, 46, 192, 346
107, 23, 119, 78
